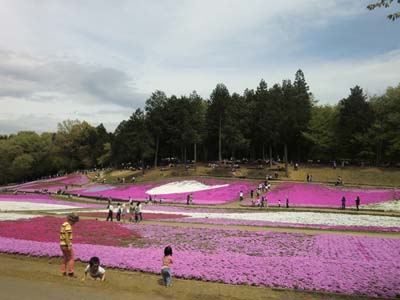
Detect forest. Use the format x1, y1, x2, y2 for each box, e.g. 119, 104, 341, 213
1, 69, 399, 184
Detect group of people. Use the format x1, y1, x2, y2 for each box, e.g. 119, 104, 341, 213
341, 196, 361, 210
60, 213, 174, 286
106, 198, 142, 223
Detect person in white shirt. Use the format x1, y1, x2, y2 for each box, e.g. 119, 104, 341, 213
82, 256, 106, 281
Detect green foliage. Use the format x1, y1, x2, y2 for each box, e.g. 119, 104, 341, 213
367, 0, 400, 21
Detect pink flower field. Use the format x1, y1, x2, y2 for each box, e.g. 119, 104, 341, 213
0, 193, 102, 208
4, 174, 89, 192
73, 179, 255, 205
0, 217, 399, 298
244, 182, 400, 207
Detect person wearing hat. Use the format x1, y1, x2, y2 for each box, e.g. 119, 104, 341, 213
60, 213, 79, 277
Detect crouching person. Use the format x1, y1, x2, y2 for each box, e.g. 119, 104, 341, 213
82, 256, 106, 282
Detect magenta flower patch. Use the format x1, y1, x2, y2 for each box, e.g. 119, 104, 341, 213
5, 173, 89, 192
0, 221, 399, 298
244, 182, 400, 207
74, 179, 255, 205
0, 193, 102, 208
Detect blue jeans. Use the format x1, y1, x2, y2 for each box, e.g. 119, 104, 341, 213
162, 267, 171, 286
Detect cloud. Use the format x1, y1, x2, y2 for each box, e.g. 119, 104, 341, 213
0, 51, 146, 107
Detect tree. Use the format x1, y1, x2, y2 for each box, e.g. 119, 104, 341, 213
303, 105, 339, 161
112, 109, 153, 169
208, 84, 230, 162
336, 86, 374, 161
367, 0, 400, 21
145, 90, 168, 167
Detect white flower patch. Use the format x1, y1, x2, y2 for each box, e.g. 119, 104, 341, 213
0, 201, 81, 211
0, 212, 42, 221
50, 209, 108, 214
144, 209, 400, 228
362, 200, 400, 212
146, 180, 228, 195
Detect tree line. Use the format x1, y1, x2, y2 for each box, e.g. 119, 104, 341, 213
1, 69, 399, 184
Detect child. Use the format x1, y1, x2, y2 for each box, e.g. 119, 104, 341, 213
60, 213, 79, 277
82, 256, 106, 282
161, 246, 173, 287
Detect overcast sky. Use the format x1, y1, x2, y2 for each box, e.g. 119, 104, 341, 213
0, 0, 399, 134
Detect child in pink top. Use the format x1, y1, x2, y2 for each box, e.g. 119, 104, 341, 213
161, 246, 173, 287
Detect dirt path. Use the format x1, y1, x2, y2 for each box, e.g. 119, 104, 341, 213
0, 254, 383, 300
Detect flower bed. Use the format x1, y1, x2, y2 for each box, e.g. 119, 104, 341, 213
0, 220, 399, 297
243, 182, 400, 207
0, 216, 140, 246
158, 216, 400, 232
79, 211, 187, 220
74, 179, 255, 205
4, 174, 89, 192
0, 194, 102, 209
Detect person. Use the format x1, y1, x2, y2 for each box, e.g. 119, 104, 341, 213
116, 203, 122, 221
161, 246, 173, 287
106, 203, 113, 222
265, 197, 268, 208
261, 196, 265, 207
81, 256, 106, 282
306, 173, 310, 182
135, 201, 142, 222
309, 174, 313, 182
278, 199, 281, 208
186, 194, 190, 205
239, 190, 243, 201
128, 196, 133, 206
189, 193, 193, 205
129, 202, 135, 222
60, 213, 79, 277
286, 197, 289, 208
250, 190, 254, 199
336, 176, 343, 186
121, 203, 127, 222
256, 197, 261, 207
341, 196, 346, 210
355, 196, 360, 211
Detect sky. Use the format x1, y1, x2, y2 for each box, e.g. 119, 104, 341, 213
0, 0, 399, 134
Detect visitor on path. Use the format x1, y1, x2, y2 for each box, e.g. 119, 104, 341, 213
135, 201, 142, 222
116, 203, 122, 221
129, 202, 135, 222
82, 256, 106, 282
265, 197, 268, 207
250, 190, 254, 199
60, 213, 79, 277
355, 196, 360, 211
239, 190, 243, 201
261, 196, 265, 208
286, 197, 289, 208
309, 174, 313, 182
106, 204, 113, 221
341, 196, 346, 210
256, 197, 261, 207
128, 196, 133, 206
278, 199, 281, 208
186, 194, 190, 205
306, 173, 310, 182
121, 203, 127, 222
189, 193, 193, 205
161, 246, 173, 287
